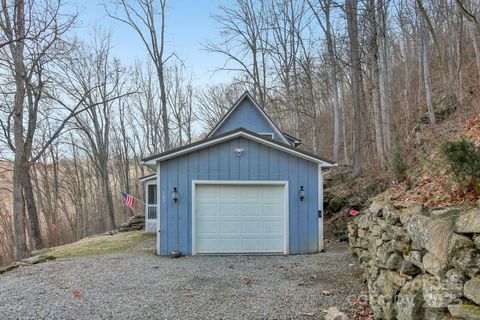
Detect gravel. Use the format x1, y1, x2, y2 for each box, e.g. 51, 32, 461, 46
0, 239, 366, 319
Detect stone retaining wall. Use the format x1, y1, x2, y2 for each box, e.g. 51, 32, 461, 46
348, 201, 480, 320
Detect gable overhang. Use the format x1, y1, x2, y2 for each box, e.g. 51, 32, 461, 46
206, 91, 290, 145
139, 174, 157, 183
141, 129, 335, 167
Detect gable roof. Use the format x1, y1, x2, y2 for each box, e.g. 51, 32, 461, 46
207, 91, 290, 145
142, 128, 334, 167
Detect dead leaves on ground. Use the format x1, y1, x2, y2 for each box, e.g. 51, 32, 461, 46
73, 290, 82, 298
242, 276, 252, 285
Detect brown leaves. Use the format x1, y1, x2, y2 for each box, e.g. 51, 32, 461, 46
73, 290, 82, 298
242, 276, 252, 285
348, 296, 374, 320
322, 290, 334, 296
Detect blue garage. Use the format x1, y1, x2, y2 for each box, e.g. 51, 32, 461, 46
142, 92, 334, 255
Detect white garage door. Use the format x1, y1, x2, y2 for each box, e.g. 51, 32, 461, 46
194, 183, 286, 254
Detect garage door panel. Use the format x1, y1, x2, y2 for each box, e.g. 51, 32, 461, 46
263, 221, 283, 233
218, 203, 242, 217
195, 184, 286, 254
196, 204, 217, 218
219, 221, 240, 233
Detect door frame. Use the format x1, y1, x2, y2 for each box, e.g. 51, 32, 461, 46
191, 180, 289, 255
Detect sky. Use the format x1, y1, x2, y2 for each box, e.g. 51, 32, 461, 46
76, 0, 233, 86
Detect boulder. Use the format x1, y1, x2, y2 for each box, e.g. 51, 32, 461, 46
404, 250, 425, 269
405, 215, 454, 261
383, 205, 402, 224
447, 233, 474, 260
386, 253, 404, 270
474, 235, 480, 250
448, 304, 480, 320
399, 261, 421, 276
423, 270, 464, 308
395, 276, 424, 320
369, 200, 386, 216
450, 248, 480, 277
423, 253, 449, 278
464, 277, 480, 305
454, 209, 480, 234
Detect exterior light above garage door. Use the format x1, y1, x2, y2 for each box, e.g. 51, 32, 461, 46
172, 187, 179, 203
299, 186, 305, 202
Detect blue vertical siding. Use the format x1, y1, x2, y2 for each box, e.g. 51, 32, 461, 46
212, 99, 286, 143
158, 136, 319, 255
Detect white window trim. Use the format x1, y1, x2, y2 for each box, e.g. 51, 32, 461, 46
191, 180, 289, 255
156, 162, 161, 255
317, 164, 324, 252
257, 132, 274, 139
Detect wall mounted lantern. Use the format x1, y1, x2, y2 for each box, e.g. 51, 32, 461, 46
172, 187, 179, 203
299, 186, 305, 202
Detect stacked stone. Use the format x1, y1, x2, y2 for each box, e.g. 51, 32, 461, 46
348, 201, 480, 320
118, 215, 145, 232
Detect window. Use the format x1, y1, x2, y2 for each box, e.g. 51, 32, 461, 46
259, 133, 274, 139
147, 184, 157, 204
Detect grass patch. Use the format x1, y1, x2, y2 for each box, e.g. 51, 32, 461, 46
44, 231, 154, 260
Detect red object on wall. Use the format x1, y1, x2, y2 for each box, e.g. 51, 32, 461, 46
349, 209, 359, 216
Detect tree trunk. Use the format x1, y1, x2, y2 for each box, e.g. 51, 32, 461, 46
346, 0, 363, 177
420, 12, 436, 126
377, 0, 391, 153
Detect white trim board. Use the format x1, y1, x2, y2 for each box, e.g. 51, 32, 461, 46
191, 180, 289, 255
142, 130, 334, 167
207, 92, 290, 145
317, 165, 324, 252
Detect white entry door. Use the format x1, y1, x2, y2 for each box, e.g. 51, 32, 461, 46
193, 183, 287, 254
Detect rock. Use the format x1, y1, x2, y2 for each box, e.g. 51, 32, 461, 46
383, 205, 401, 224
369, 200, 385, 216
404, 250, 425, 269
464, 277, 480, 305
454, 209, 480, 234
447, 233, 474, 260
424, 307, 452, 320
395, 276, 424, 320
423, 270, 464, 308
399, 261, 421, 276
338, 234, 349, 242
357, 214, 370, 230
386, 253, 404, 270
405, 215, 454, 261
423, 253, 449, 278
386, 270, 408, 287
474, 235, 480, 250
448, 304, 480, 320
387, 239, 410, 254
450, 248, 480, 277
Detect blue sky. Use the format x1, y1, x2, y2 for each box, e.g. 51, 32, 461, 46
75, 1, 233, 86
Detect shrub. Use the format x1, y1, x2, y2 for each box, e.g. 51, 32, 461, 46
390, 135, 408, 182
441, 139, 480, 194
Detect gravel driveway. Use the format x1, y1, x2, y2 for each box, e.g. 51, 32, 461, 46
0, 239, 366, 319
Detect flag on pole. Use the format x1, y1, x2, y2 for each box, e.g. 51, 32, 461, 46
122, 192, 135, 210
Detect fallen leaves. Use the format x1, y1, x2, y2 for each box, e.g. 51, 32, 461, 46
302, 312, 315, 317
242, 276, 252, 285
322, 306, 349, 320
73, 290, 82, 298
322, 290, 334, 296
348, 295, 374, 320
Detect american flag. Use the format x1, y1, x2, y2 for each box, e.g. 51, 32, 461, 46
122, 192, 135, 210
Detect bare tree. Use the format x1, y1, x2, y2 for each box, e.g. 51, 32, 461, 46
346, 0, 363, 177
106, 0, 171, 150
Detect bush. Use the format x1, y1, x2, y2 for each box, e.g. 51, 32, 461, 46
441, 139, 480, 193
390, 135, 408, 182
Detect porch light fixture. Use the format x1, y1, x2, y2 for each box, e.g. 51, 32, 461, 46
299, 186, 305, 202
172, 187, 179, 203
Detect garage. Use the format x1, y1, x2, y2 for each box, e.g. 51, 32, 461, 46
193, 182, 288, 254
